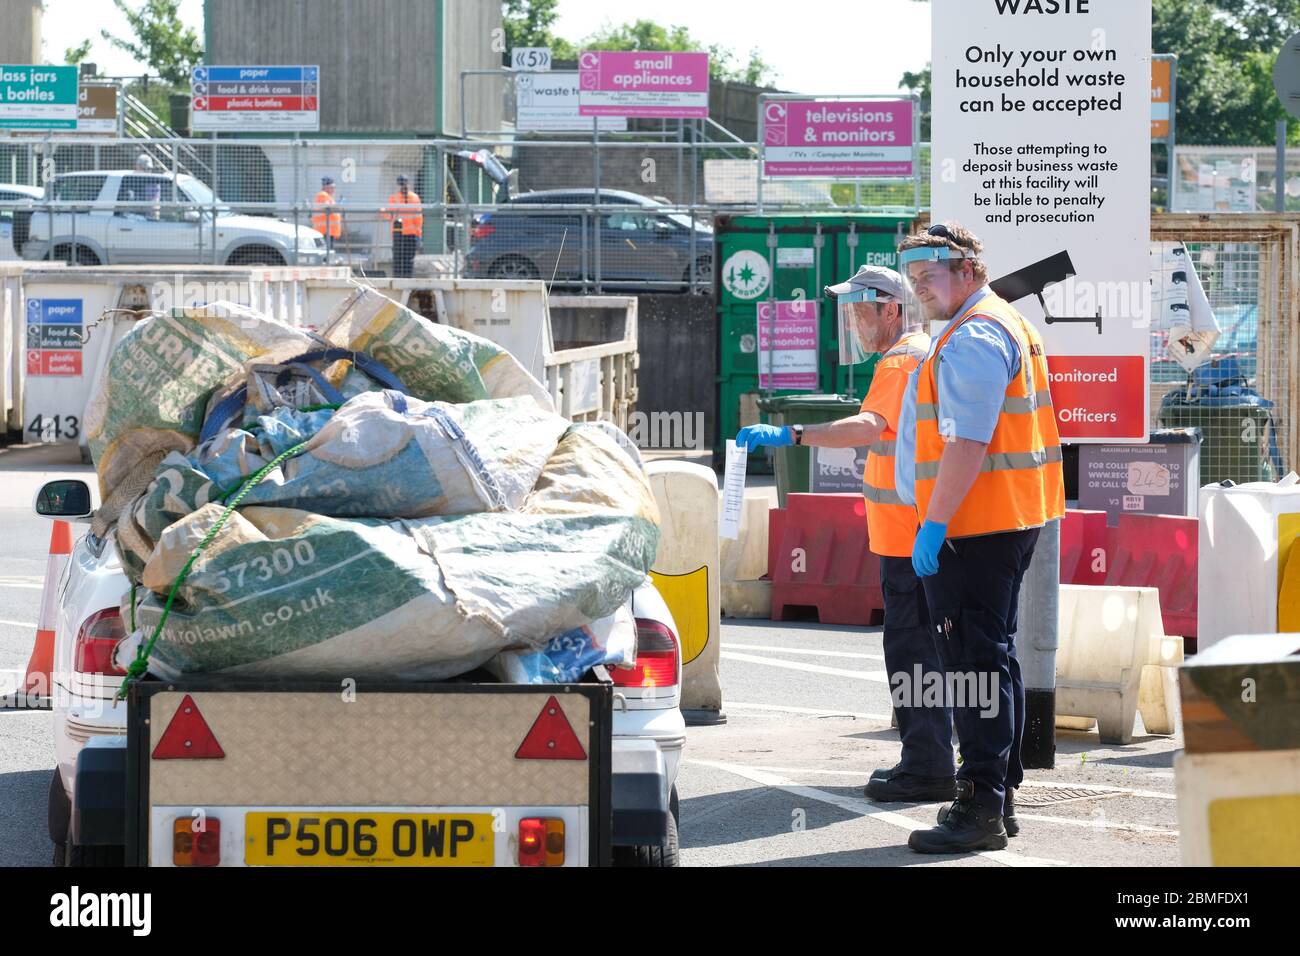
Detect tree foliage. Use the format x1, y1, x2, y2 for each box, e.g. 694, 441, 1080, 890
501, 3, 778, 87
63, 39, 93, 66
100, 0, 203, 87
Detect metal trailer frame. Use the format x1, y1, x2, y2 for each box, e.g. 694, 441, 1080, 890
124, 677, 613, 868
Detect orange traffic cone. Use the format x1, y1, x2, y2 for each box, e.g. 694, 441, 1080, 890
22, 519, 72, 702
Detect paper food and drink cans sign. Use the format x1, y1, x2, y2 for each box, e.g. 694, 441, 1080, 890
757, 300, 818, 391
191, 65, 319, 131
762, 99, 916, 178
931, 0, 1152, 443
25, 298, 83, 376
578, 51, 709, 119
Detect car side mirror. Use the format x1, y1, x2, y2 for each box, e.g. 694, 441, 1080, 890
34, 479, 94, 520
183, 209, 201, 222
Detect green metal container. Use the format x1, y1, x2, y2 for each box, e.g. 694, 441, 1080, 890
714, 213, 913, 467
1158, 402, 1276, 486
757, 394, 865, 507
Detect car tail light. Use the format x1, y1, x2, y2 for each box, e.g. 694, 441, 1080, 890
74, 609, 127, 676
471, 222, 495, 240
518, 817, 565, 867
173, 817, 221, 867
611, 620, 679, 691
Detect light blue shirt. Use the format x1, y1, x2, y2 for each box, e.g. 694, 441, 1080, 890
895, 285, 1021, 506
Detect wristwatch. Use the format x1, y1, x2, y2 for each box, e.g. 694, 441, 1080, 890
791, 424, 804, 446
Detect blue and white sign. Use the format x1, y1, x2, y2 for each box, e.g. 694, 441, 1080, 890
191, 65, 320, 131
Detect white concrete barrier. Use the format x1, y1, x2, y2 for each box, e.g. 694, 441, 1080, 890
646, 460, 723, 724
1055, 584, 1183, 744
1198, 479, 1300, 652
720, 492, 772, 619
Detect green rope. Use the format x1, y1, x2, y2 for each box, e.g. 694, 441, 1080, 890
116, 441, 309, 700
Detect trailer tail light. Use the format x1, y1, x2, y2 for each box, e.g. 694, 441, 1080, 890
518, 817, 565, 867
173, 817, 221, 867
74, 609, 127, 676
611, 619, 679, 691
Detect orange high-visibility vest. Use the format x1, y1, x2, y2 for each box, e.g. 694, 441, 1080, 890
862, 330, 929, 557
913, 292, 1065, 538
383, 190, 423, 237
312, 190, 341, 238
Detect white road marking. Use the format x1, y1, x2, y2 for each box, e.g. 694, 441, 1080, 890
678, 761, 1178, 804
0, 576, 43, 590
722, 642, 885, 662
687, 758, 1072, 867
721, 651, 888, 683
0, 619, 37, 629
1015, 813, 1177, 835
725, 701, 890, 721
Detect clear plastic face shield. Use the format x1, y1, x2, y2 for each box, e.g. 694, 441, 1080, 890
837, 287, 914, 365
899, 245, 976, 325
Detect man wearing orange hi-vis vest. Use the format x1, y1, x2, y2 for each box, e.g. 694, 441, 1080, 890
312, 176, 342, 253
735, 266, 955, 806
893, 222, 1064, 855
382, 173, 423, 278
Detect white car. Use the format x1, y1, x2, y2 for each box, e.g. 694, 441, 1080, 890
35, 476, 685, 867
23, 170, 329, 267
0, 183, 43, 259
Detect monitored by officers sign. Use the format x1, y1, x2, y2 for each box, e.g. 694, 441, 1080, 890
931, 0, 1152, 443
0, 65, 77, 129
191, 65, 319, 131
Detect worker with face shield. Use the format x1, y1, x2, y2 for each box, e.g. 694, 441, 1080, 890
737, 266, 955, 804
892, 222, 1064, 854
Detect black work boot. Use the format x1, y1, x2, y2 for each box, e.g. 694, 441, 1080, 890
909, 781, 1008, 853
869, 762, 902, 783
865, 772, 957, 803
937, 785, 1018, 837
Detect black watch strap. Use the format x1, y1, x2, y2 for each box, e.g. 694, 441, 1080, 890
792, 424, 804, 445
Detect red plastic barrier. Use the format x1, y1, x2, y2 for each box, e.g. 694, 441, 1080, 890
769, 493, 884, 626
1060, 509, 1109, 586
1103, 513, 1198, 639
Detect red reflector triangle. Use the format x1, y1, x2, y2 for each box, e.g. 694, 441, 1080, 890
515, 695, 587, 760
152, 694, 225, 760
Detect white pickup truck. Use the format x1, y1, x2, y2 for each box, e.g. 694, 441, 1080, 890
22, 170, 330, 267
35, 470, 686, 868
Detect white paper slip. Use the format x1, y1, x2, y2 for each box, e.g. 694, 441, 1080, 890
720, 440, 747, 540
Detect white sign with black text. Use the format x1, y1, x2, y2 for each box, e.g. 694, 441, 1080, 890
516, 72, 627, 132
931, 0, 1152, 443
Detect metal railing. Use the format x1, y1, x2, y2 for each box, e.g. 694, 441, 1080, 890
0, 134, 931, 291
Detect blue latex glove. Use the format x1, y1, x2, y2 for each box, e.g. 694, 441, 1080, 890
912, 519, 949, 578
735, 424, 793, 451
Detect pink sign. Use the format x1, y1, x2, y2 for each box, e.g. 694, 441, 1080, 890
757, 301, 819, 391
578, 50, 709, 119
762, 99, 915, 178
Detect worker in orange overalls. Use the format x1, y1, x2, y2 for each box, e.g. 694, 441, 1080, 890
894, 222, 1065, 854
736, 266, 954, 806
312, 176, 342, 254
382, 173, 423, 278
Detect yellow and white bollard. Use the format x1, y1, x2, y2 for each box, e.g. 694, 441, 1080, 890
646, 460, 724, 725
1177, 632, 1300, 865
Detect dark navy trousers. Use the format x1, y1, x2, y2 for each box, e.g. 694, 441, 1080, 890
920, 528, 1040, 814
880, 555, 954, 779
